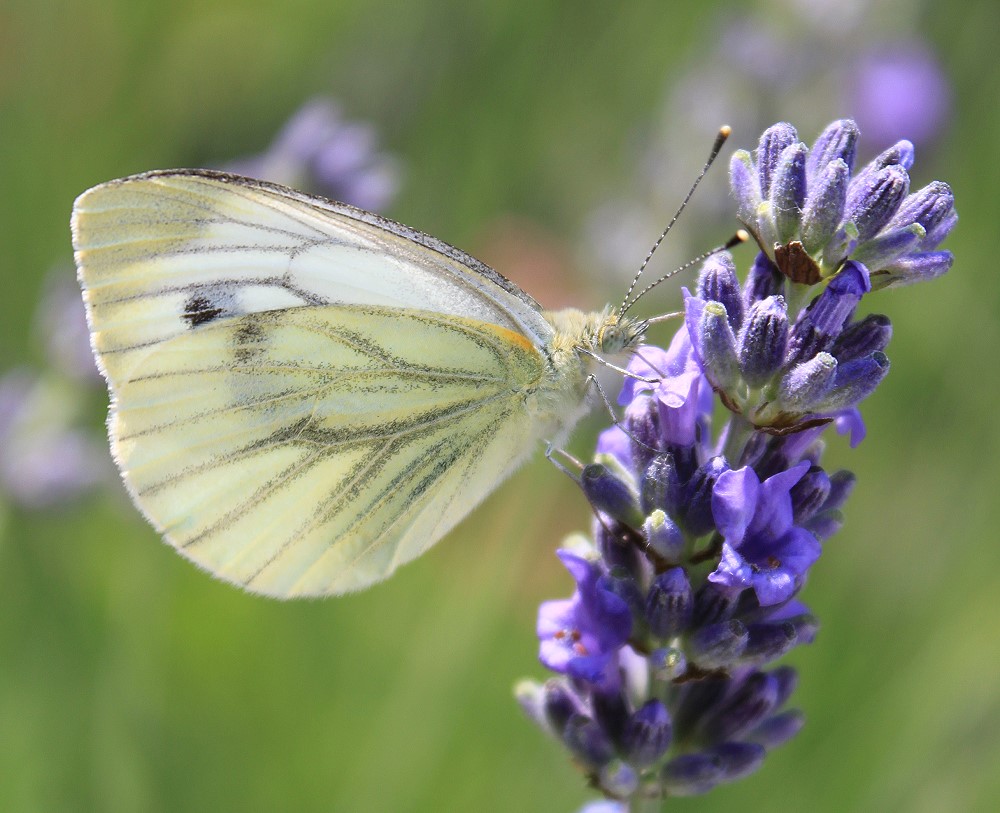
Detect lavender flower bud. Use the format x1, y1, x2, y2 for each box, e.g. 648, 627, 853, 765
851, 223, 925, 269
841, 140, 916, 221
747, 710, 805, 749
592, 688, 630, 749
643, 509, 685, 562
832, 314, 892, 362
683, 456, 730, 536
806, 119, 859, 180
816, 351, 890, 411
689, 619, 749, 669
786, 613, 819, 644
786, 261, 870, 363
696, 253, 743, 331
543, 679, 580, 734
770, 142, 808, 243
824, 470, 857, 511
865, 139, 916, 172
709, 742, 766, 782
625, 395, 661, 473
771, 665, 799, 707
800, 158, 849, 255
806, 510, 843, 541
730, 150, 762, 226
693, 582, 740, 626
873, 251, 953, 289
514, 680, 549, 732
660, 753, 722, 796
743, 621, 798, 664
888, 181, 956, 248
738, 295, 788, 387
743, 252, 785, 307
623, 699, 673, 766
812, 259, 871, 332
603, 572, 646, 624
564, 714, 616, 768
700, 672, 779, 742
582, 464, 642, 528
923, 210, 959, 251
646, 568, 693, 638
595, 519, 645, 578
756, 122, 798, 197
790, 465, 831, 523
845, 164, 910, 241
698, 302, 741, 394
673, 678, 729, 739
778, 353, 837, 412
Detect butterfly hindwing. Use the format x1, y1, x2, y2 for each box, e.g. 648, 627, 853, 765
110, 305, 543, 596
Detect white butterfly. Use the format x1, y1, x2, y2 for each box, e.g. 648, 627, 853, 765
72, 170, 649, 598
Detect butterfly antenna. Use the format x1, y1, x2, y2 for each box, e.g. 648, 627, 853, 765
618, 125, 732, 315
622, 229, 748, 315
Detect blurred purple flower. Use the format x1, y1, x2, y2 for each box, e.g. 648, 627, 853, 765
849, 41, 951, 150
0, 371, 108, 509
35, 271, 101, 383
226, 98, 401, 212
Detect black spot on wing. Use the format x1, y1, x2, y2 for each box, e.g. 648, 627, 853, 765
183, 286, 239, 328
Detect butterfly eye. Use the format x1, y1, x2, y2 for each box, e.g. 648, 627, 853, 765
597, 322, 616, 352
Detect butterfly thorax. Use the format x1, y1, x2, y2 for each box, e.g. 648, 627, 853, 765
527, 306, 646, 442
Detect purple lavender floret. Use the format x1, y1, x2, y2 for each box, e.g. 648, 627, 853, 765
709, 462, 821, 606
537, 550, 633, 689
518, 119, 957, 806
225, 98, 400, 212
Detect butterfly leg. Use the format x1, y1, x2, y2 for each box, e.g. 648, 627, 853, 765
584, 374, 662, 456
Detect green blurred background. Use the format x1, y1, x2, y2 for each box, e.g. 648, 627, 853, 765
2, 0, 998, 811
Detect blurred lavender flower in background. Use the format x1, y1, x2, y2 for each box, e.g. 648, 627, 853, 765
0, 274, 109, 510
0, 372, 107, 509
33, 273, 102, 384
584, 0, 951, 287
519, 119, 956, 807
226, 97, 401, 212
848, 40, 951, 150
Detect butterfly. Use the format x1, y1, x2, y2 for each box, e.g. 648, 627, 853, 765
71, 169, 658, 598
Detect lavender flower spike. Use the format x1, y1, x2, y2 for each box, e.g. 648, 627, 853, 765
225, 98, 400, 212
730, 118, 956, 288
519, 118, 958, 806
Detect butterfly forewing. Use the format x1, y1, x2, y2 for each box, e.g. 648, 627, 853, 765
73, 170, 553, 596
73, 170, 554, 387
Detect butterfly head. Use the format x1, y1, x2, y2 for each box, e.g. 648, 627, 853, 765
596, 308, 646, 356
543, 306, 645, 360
